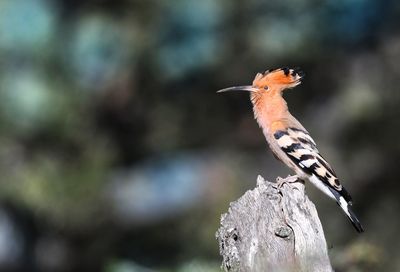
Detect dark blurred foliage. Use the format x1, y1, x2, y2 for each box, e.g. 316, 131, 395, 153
0, 0, 399, 271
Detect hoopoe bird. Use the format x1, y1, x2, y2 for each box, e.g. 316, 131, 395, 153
218, 67, 364, 233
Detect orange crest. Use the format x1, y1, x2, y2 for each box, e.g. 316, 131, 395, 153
252, 67, 304, 91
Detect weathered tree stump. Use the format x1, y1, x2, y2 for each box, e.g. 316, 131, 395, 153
216, 175, 333, 272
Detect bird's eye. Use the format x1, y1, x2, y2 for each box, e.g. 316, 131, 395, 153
264, 86, 269, 90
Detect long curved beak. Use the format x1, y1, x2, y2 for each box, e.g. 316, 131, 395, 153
217, 86, 258, 93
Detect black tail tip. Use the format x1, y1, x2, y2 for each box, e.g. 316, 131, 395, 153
351, 220, 364, 233
348, 208, 364, 233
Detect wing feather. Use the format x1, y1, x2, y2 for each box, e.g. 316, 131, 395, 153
274, 127, 352, 203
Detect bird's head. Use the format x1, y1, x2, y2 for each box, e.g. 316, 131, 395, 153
217, 67, 304, 95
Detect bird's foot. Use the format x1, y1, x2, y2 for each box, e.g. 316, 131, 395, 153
276, 175, 302, 189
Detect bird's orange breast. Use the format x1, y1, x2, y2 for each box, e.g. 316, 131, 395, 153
251, 91, 289, 134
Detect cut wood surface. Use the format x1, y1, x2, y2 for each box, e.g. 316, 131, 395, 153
216, 175, 333, 272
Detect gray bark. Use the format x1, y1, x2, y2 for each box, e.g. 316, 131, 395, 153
216, 175, 333, 272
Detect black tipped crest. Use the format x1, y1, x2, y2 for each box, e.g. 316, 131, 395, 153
291, 67, 305, 78
263, 69, 272, 75
282, 67, 290, 76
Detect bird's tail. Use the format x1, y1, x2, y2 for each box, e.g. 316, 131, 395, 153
337, 196, 364, 233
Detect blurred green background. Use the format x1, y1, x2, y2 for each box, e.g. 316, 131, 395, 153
0, 0, 399, 271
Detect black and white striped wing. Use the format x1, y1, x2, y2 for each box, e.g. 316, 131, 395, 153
274, 127, 352, 203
